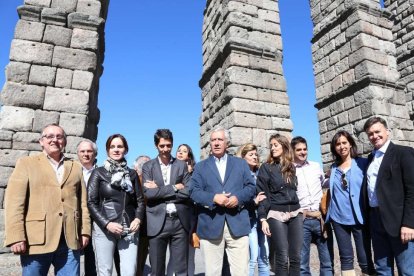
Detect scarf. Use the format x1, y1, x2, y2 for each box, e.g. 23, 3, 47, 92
104, 157, 133, 193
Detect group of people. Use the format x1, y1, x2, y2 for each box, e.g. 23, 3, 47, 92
3, 116, 414, 276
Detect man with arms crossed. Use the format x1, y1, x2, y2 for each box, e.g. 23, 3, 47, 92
190, 127, 255, 276
291, 136, 333, 276
142, 129, 191, 276
77, 139, 98, 276
364, 116, 414, 275
4, 124, 91, 275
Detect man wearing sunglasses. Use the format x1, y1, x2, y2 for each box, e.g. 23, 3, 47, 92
364, 117, 414, 274
142, 129, 191, 276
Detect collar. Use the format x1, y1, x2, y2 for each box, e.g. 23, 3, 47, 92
294, 160, 309, 168
158, 156, 173, 166
213, 153, 227, 162
374, 139, 391, 155
82, 164, 96, 173
45, 152, 66, 165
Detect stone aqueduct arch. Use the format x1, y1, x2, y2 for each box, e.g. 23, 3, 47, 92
0, 0, 413, 248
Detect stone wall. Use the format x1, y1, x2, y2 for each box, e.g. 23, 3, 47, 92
0, 0, 108, 210
309, 0, 414, 169
199, 0, 293, 159
385, 0, 414, 120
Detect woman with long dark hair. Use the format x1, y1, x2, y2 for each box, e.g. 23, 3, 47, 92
326, 130, 375, 276
87, 134, 145, 276
256, 134, 302, 276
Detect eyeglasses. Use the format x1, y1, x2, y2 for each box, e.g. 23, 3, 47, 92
42, 135, 65, 141
341, 173, 348, 190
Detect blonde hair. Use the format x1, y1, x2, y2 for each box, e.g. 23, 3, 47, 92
267, 134, 295, 183
236, 143, 259, 171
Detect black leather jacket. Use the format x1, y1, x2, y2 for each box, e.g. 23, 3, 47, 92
87, 167, 145, 231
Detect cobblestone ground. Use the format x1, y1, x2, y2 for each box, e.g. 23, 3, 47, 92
0, 244, 359, 276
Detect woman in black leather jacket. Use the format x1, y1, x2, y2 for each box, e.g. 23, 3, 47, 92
87, 134, 145, 276
256, 134, 303, 276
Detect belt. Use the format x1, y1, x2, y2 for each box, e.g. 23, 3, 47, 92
166, 212, 178, 218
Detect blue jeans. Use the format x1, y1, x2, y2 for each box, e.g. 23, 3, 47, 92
331, 221, 375, 273
249, 217, 270, 276
370, 208, 414, 275
92, 222, 138, 276
301, 218, 332, 276
21, 235, 80, 276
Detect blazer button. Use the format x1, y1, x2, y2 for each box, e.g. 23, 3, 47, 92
61, 199, 64, 202
59, 213, 63, 216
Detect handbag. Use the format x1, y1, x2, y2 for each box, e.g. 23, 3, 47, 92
320, 188, 330, 217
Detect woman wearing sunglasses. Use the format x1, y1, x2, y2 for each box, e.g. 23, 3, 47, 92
326, 130, 375, 276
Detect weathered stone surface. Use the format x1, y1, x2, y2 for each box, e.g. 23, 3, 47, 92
55, 68, 73, 88
76, 0, 102, 17
9, 39, 53, 65
15, 20, 45, 42
43, 25, 72, 46
41, 8, 67, 26
17, 5, 42, 22
51, 0, 77, 12
13, 132, 42, 151
0, 150, 29, 167
72, 70, 93, 90
71, 28, 98, 51
28, 65, 56, 86
52, 46, 97, 71
65, 136, 85, 154
68, 12, 105, 31
1, 82, 45, 108
0, 167, 14, 188
59, 113, 87, 136
0, 131, 13, 141
33, 110, 60, 132
5, 62, 31, 84
43, 87, 89, 114
0, 107, 35, 132
24, 0, 52, 7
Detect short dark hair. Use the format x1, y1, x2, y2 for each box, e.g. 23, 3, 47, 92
364, 116, 388, 132
106, 134, 129, 154
154, 129, 173, 145
330, 130, 358, 163
291, 136, 307, 149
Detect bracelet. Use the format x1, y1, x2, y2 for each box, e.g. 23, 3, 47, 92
172, 185, 178, 192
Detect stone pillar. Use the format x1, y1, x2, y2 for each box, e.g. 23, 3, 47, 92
309, 0, 414, 168
384, 0, 414, 120
0, 0, 108, 209
199, 0, 293, 159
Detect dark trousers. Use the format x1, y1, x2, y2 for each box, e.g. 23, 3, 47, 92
148, 216, 188, 276
83, 240, 97, 276
331, 220, 375, 273
370, 208, 414, 275
268, 214, 303, 276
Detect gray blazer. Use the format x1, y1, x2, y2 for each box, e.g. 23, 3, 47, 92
142, 157, 191, 236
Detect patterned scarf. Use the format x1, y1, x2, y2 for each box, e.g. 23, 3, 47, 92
104, 157, 133, 193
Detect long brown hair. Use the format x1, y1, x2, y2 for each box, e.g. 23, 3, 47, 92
267, 134, 295, 183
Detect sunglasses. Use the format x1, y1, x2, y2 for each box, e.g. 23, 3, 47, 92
341, 173, 348, 190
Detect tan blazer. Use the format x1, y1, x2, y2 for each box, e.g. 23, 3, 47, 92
4, 153, 91, 254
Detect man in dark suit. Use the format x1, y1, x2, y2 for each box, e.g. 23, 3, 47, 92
363, 117, 414, 275
190, 127, 255, 276
142, 129, 191, 276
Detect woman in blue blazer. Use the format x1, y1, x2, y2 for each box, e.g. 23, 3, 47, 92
326, 130, 375, 276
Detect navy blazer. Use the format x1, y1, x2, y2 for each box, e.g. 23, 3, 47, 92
326, 157, 367, 225
189, 155, 255, 240
142, 157, 191, 237
363, 142, 414, 237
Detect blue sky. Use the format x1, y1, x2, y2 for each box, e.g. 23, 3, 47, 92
0, 1, 321, 165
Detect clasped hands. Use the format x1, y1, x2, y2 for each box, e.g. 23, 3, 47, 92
213, 193, 238, 208
144, 180, 185, 190
106, 218, 141, 236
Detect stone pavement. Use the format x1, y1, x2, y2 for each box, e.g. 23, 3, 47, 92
0, 243, 360, 276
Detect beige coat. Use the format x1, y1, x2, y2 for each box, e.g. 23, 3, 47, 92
4, 153, 91, 254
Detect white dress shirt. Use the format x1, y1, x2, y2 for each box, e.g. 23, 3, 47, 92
82, 165, 95, 187
159, 157, 177, 213
46, 153, 65, 183
214, 153, 228, 183
295, 160, 324, 211
367, 139, 391, 207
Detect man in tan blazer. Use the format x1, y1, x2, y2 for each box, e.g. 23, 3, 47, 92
4, 124, 91, 275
